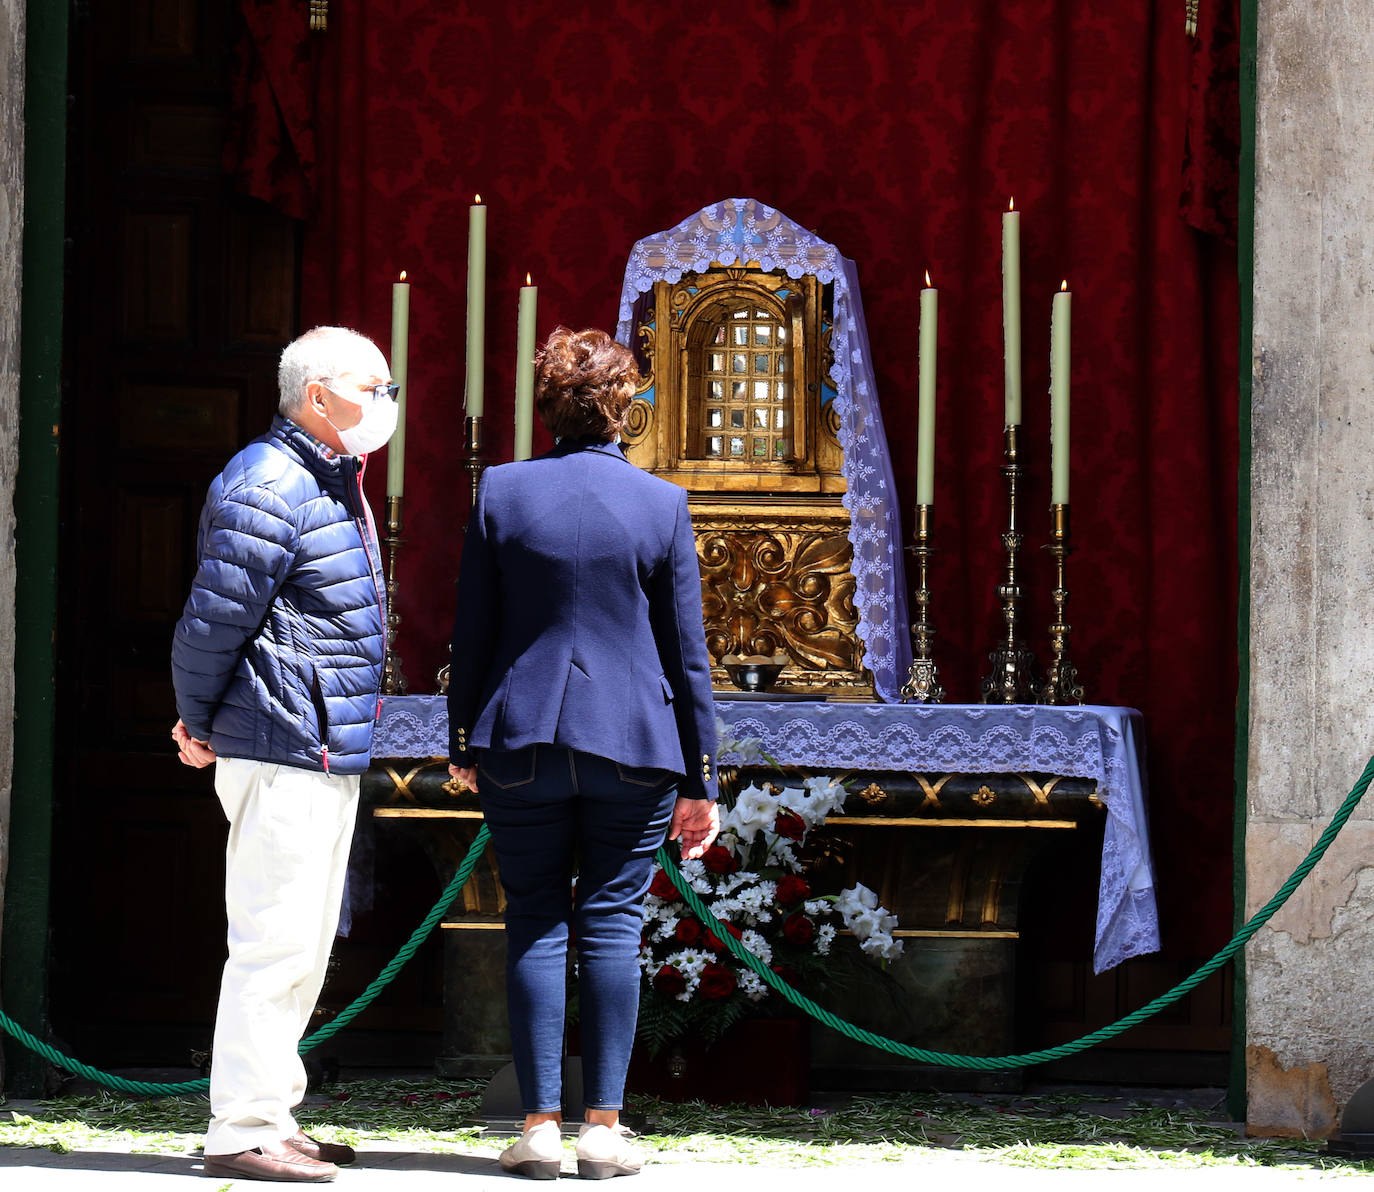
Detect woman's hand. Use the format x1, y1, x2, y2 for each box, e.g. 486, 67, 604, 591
448, 764, 478, 793
668, 798, 720, 860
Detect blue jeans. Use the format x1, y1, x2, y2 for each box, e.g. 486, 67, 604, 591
478, 744, 678, 1113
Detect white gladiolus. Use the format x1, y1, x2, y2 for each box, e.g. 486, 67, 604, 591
833, 883, 879, 920
860, 933, 905, 960
846, 907, 896, 940
716, 714, 767, 764
725, 784, 780, 843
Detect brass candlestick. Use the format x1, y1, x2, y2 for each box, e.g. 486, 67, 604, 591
1039, 503, 1085, 704
380, 493, 408, 695
438, 413, 489, 695
979, 424, 1041, 703
464, 414, 486, 507
900, 504, 945, 703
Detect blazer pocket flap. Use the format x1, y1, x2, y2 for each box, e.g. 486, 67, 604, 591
659, 675, 675, 703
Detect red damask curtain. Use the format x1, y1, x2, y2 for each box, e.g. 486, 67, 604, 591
228, 0, 1240, 956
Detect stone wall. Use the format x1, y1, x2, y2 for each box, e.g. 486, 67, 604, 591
0, 0, 24, 1087
1247, 0, 1374, 1136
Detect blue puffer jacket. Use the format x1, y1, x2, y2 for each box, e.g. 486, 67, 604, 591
171, 416, 386, 775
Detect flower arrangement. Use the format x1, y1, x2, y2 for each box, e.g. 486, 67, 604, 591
636, 729, 905, 1055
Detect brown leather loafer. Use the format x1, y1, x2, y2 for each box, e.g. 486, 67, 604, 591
203, 1139, 338, 1182
286, 1130, 357, 1166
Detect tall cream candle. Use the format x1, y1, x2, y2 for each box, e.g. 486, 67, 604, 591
1050, 281, 1072, 504
513, 274, 537, 461
386, 271, 410, 497
917, 272, 938, 506
1002, 198, 1022, 426
464, 196, 487, 419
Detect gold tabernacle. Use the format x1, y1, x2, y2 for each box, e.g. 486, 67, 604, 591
623, 264, 873, 698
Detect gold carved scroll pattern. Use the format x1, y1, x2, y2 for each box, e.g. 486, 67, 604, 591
697, 525, 861, 675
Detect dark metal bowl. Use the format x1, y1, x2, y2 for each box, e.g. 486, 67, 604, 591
722, 660, 786, 693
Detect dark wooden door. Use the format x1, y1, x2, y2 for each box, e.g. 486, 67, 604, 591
53, 0, 443, 1066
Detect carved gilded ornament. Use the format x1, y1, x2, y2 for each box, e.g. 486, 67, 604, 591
624, 264, 870, 695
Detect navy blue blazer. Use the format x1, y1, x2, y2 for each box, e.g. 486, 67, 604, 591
447, 439, 719, 800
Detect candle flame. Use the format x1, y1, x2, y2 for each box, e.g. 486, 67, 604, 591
924, 269, 932, 287
474, 193, 482, 204
1060, 279, 1068, 291
526, 272, 533, 286
1009, 196, 1015, 211
399, 270, 407, 282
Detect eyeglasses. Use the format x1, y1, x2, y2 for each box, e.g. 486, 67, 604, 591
323, 380, 399, 404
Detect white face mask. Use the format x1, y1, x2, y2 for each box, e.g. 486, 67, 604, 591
322, 384, 399, 456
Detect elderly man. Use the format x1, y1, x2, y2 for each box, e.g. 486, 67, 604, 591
171, 326, 397, 1183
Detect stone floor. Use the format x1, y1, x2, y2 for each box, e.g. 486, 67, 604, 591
0, 1144, 1370, 1190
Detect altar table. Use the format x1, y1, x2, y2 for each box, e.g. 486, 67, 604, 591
372, 697, 1158, 973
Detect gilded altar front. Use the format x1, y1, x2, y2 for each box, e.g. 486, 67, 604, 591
622, 265, 873, 697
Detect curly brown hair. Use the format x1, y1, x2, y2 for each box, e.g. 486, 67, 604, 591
534, 326, 640, 441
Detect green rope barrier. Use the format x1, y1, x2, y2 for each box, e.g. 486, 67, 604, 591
653, 752, 1374, 1070
0, 825, 492, 1097
3, 750, 1372, 1092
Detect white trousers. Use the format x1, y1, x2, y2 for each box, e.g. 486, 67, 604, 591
205, 756, 360, 1155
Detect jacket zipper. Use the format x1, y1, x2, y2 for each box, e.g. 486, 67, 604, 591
351, 456, 388, 723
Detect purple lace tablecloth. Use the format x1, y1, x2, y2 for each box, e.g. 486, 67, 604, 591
372, 696, 1157, 973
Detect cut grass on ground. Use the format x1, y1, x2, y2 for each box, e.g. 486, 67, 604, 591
2, 1079, 1371, 1173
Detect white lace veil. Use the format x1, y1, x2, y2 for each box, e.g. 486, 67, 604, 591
615, 199, 912, 701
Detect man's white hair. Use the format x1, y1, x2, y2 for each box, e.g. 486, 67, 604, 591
278, 326, 386, 417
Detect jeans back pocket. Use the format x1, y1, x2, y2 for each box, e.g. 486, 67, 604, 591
478, 746, 538, 789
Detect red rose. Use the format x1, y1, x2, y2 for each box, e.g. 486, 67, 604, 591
704, 920, 742, 952
653, 965, 687, 996
776, 875, 810, 906
698, 962, 737, 1000
701, 844, 739, 875
771, 964, 798, 986
648, 869, 678, 900
674, 918, 703, 945
782, 912, 814, 944
773, 809, 806, 841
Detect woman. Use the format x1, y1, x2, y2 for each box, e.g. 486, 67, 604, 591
447, 327, 720, 1180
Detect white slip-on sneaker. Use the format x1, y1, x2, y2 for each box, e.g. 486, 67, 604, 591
575, 1123, 644, 1180
498, 1120, 564, 1180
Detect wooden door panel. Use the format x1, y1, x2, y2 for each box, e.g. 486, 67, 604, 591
119, 381, 243, 451
228, 207, 298, 346
129, 0, 200, 60
128, 103, 227, 171
121, 208, 195, 342
114, 488, 187, 622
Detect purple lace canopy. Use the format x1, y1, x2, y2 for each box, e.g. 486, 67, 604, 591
614, 199, 913, 701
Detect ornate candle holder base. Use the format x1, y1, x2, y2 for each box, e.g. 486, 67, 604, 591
1039, 503, 1086, 705
979, 424, 1041, 704
900, 504, 944, 704
380, 494, 408, 696
464, 414, 486, 507
980, 643, 1041, 705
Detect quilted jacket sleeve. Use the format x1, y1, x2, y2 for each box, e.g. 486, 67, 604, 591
171, 483, 300, 741
649, 488, 719, 801
447, 472, 501, 766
